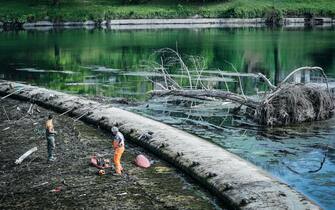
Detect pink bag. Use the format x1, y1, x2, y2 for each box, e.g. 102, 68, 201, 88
135, 154, 151, 168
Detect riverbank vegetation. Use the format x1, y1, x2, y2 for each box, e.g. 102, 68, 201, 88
0, 0, 334, 23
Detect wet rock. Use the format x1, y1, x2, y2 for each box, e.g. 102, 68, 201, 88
240, 198, 249, 206
22, 21, 53, 27
176, 152, 184, 157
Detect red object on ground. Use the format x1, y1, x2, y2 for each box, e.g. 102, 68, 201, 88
98, 169, 106, 176
51, 186, 61, 192
135, 154, 151, 168
90, 156, 112, 169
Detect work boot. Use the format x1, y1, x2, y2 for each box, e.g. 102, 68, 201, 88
48, 157, 57, 162
112, 172, 122, 176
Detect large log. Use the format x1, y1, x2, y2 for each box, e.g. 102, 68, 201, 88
151, 89, 259, 109
0, 80, 320, 210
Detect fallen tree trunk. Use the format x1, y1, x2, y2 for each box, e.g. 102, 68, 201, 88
151, 89, 259, 109
151, 67, 334, 126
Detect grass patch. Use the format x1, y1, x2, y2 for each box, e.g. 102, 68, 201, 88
0, 0, 334, 23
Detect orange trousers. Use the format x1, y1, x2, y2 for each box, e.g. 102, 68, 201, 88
113, 146, 125, 174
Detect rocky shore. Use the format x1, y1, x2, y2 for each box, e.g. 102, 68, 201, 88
0, 81, 321, 210
0, 98, 221, 209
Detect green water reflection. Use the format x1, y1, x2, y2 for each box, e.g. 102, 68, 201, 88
1, 27, 335, 99
0, 27, 335, 209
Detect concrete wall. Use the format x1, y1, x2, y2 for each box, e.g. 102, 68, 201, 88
107, 18, 265, 25
0, 80, 321, 210
0, 17, 332, 30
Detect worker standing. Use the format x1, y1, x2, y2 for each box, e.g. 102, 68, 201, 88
111, 126, 125, 175
45, 114, 57, 162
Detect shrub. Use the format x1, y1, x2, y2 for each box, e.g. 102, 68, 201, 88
264, 7, 283, 26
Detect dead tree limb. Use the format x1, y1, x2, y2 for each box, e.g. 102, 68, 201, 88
280, 66, 331, 97
15, 147, 38, 164
280, 66, 324, 84
1, 88, 25, 101
224, 60, 246, 99
157, 48, 193, 89
2, 105, 10, 120
257, 73, 276, 90
148, 49, 332, 126
151, 89, 259, 109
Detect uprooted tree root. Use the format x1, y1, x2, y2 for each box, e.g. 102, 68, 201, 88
147, 49, 334, 126
255, 84, 334, 126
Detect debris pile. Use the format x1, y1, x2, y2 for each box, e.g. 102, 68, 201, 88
255, 84, 334, 125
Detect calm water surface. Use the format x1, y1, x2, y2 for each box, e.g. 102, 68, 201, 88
0, 27, 334, 209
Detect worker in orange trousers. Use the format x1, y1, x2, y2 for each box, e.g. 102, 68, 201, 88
111, 126, 125, 174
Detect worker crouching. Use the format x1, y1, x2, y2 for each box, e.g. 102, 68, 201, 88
111, 126, 125, 175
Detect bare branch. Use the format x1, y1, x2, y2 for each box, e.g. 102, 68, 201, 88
224, 60, 246, 99
257, 73, 276, 90
151, 89, 258, 109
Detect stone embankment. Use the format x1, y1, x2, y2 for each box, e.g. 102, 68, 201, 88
0, 17, 334, 29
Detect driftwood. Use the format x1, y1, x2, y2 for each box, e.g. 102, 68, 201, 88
15, 147, 38, 164
255, 84, 334, 126
2, 105, 10, 120
149, 51, 334, 126
257, 73, 277, 90
27, 104, 34, 115
163, 82, 334, 126
152, 89, 259, 109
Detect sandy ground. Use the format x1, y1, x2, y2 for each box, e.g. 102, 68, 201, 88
0, 98, 223, 210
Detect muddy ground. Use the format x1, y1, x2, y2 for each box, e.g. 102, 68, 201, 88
0, 98, 223, 210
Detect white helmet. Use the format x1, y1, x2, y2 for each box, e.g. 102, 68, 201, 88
111, 126, 119, 132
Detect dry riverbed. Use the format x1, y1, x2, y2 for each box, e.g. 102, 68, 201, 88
0, 98, 222, 210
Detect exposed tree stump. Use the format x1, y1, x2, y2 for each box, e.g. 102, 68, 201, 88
255, 84, 334, 126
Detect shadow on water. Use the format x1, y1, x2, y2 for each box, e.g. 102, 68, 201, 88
0, 27, 335, 209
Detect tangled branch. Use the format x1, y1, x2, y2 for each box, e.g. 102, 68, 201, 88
145, 48, 334, 126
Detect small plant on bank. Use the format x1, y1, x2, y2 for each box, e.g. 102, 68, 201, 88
176, 4, 192, 17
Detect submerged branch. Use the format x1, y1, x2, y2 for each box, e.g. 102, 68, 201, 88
151, 89, 259, 109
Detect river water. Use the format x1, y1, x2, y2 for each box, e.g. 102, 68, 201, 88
0, 26, 334, 209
